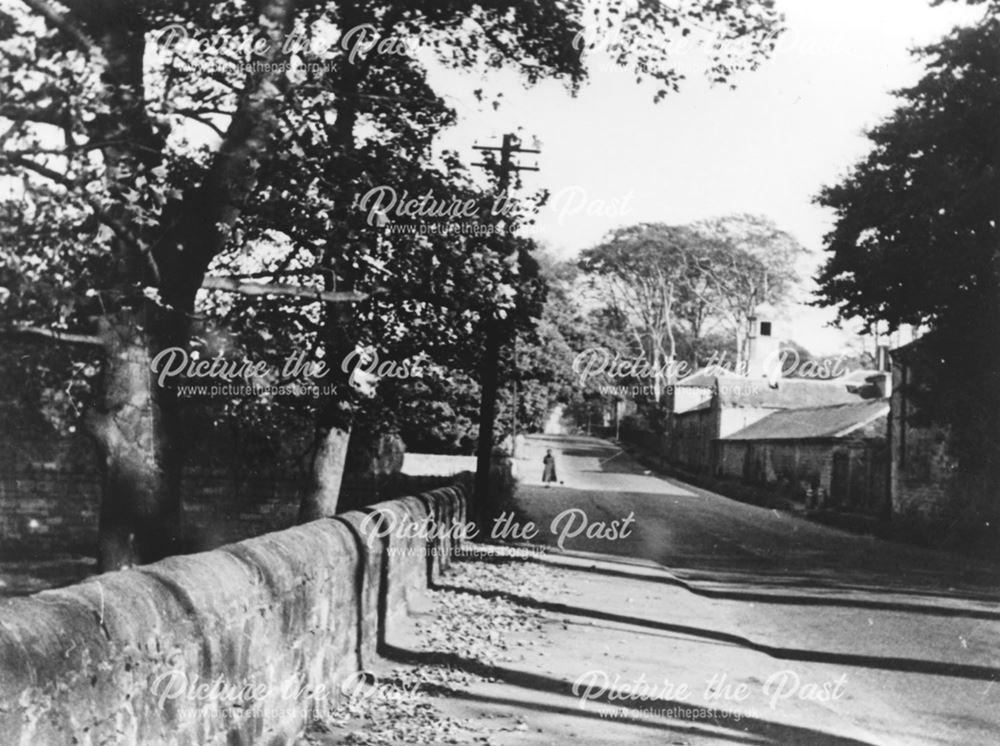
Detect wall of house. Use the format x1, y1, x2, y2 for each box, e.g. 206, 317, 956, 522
716, 442, 749, 479
717, 440, 832, 498
716, 439, 885, 512
0, 484, 468, 745
671, 386, 713, 414
885, 353, 999, 556
889, 363, 956, 519
891, 435, 954, 518
667, 407, 775, 473
668, 409, 718, 471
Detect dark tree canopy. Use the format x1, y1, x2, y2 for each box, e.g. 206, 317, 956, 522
815, 12, 1000, 477
0, 0, 785, 566
816, 18, 1000, 327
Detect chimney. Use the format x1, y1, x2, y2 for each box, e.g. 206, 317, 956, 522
746, 312, 778, 378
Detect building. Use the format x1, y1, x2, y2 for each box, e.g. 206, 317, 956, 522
886, 339, 995, 524
888, 340, 951, 520
717, 399, 889, 511
665, 313, 884, 472
886, 338, 999, 547
667, 373, 880, 470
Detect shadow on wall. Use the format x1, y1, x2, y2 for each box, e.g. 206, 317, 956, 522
0, 482, 470, 745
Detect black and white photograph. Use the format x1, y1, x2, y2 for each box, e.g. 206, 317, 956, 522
1, 0, 998, 743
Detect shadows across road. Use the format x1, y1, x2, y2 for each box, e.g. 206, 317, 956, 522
445, 433, 1000, 745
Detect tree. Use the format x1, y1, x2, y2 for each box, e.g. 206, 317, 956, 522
134, 0, 783, 524
500, 255, 630, 437
815, 10, 1000, 486
686, 214, 806, 371
1, 0, 303, 570
579, 224, 704, 400
578, 216, 804, 395
239, 0, 783, 520
0, 0, 784, 568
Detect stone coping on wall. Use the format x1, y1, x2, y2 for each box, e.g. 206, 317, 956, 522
0, 481, 468, 746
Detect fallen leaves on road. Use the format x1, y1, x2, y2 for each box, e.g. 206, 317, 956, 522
308, 666, 477, 745
304, 554, 564, 745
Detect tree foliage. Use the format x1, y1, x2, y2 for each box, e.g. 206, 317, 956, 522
579, 215, 805, 394
0, 0, 784, 564
815, 12, 1000, 477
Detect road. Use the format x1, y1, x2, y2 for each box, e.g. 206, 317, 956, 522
495, 433, 1000, 745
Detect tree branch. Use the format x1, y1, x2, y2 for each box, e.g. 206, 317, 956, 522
9, 324, 103, 346
201, 276, 368, 304
6, 153, 163, 283
173, 109, 229, 138
5, 152, 77, 188
20, 0, 97, 56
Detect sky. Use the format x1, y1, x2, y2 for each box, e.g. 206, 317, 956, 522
426, 0, 984, 354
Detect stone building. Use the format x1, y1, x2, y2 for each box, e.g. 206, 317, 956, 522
717, 399, 889, 512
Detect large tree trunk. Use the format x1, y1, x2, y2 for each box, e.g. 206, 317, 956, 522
298, 403, 352, 522
295, 0, 381, 523
88, 307, 183, 571
40, 0, 298, 569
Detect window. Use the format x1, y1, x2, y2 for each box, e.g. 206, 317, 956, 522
759, 321, 772, 336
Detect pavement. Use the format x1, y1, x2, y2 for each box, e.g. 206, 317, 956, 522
362, 434, 1000, 746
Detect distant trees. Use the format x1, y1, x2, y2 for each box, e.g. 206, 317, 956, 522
579, 215, 806, 395
580, 224, 701, 400
687, 215, 805, 369
815, 10, 1000, 485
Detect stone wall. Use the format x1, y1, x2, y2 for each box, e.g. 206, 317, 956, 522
716, 439, 886, 514
666, 409, 716, 471
0, 467, 304, 557
0, 482, 468, 745
0, 457, 453, 558
717, 440, 833, 495
0, 396, 454, 558
889, 378, 955, 521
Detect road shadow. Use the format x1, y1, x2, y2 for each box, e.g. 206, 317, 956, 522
430, 574, 1000, 682
379, 642, 880, 745
520, 552, 1000, 620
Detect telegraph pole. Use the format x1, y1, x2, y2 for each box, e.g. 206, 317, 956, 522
471, 134, 538, 525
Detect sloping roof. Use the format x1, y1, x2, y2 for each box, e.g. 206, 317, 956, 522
713, 376, 866, 409
674, 398, 713, 414
722, 399, 890, 441
674, 367, 727, 388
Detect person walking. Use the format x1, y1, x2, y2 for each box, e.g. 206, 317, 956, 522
542, 449, 557, 487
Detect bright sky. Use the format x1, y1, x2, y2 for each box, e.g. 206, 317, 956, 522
427, 0, 983, 354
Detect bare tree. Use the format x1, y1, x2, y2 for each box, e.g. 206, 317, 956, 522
686, 214, 805, 371
580, 224, 701, 400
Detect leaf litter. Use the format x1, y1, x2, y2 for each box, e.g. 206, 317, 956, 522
304, 554, 566, 745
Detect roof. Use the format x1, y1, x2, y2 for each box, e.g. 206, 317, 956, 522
674, 367, 728, 388
722, 399, 890, 442
714, 376, 867, 409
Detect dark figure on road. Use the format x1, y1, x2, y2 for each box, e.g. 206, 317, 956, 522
542, 449, 557, 487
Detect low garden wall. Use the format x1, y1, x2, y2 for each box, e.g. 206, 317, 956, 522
0, 482, 469, 745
